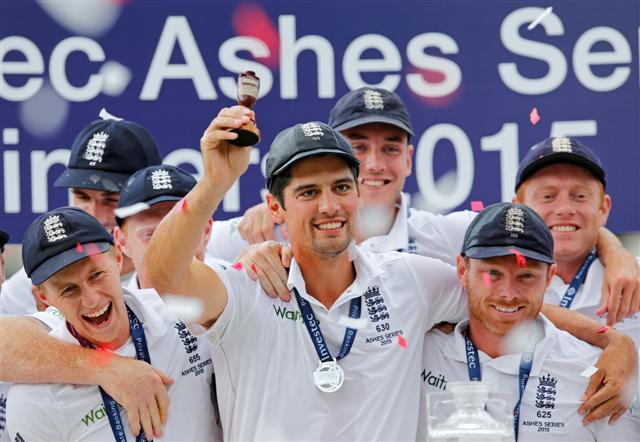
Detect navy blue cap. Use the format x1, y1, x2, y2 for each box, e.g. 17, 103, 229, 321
0, 229, 9, 251
265, 122, 360, 191
22, 207, 114, 285
55, 114, 162, 192
462, 202, 554, 265
116, 165, 197, 225
515, 137, 605, 191
329, 87, 414, 138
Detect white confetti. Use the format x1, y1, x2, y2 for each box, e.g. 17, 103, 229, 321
358, 205, 394, 238
527, 7, 553, 31
163, 295, 204, 323
503, 319, 537, 354
114, 202, 150, 219
99, 107, 123, 121
580, 366, 598, 378
100, 61, 132, 97
338, 315, 368, 330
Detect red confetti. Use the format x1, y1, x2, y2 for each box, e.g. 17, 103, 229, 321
251, 263, 257, 273
231, 262, 243, 270
597, 326, 609, 334
482, 272, 491, 287
397, 335, 407, 348
179, 198, 188, 212
529, 107, 541, 125
76, 242, 83, 253
511, 249, 527, 268
470, 201, 484, 212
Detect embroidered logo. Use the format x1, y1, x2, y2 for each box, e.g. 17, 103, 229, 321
535, 373, 558, 409
301, 122, 324, 139
83, 131, 109, 165
364, 286, 389, 322
150, 169, 173, 190
43, 215, 67, 242
505, 207, 525, 238
551, 137, 572, 153
363, 89, 384, 110
174, 320, 198, 354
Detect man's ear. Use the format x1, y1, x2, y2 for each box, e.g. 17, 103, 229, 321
405, 144, 414, 178
266, 193, 285, 225
456, 255, 469, 289
113, 226, 129, 258
32, 284, 50, 308
112, 243, 124, 272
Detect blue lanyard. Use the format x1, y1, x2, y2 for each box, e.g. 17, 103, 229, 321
559, 249, 597, 309
463, 324, 538, 441
293, 288, 361, 362
67, 305, 150, 442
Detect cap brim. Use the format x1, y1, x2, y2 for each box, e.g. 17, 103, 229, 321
54, 168, 130, 192
463, 245, 554, 265
332, 115, 414, 137
273, 148, 360, 176
115, 195, 183, 225
517, 153, 605, 190
30, 242, 111, 285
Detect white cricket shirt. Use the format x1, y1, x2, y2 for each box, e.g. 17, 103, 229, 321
418, 316, 640, 441
7, 290, 222, 441
207, 243, 468, 441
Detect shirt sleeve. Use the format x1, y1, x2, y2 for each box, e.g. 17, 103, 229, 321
0, 268, 37, 316
7, 384, 66, 441
29, 306, 65, 330
402, 253, 468, 328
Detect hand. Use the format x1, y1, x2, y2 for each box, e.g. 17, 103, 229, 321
200, 106, 254, 189
597, 251, 639, 326
238, 202, 276, 244
235, 240, 293, 301
98, 355, 174, 439
579, 331, 637, 424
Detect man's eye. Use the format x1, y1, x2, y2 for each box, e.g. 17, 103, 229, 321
90, 271, 103, 281
352, 144, 366, 153
300, 190, 316, 198
335, 184, 351, 193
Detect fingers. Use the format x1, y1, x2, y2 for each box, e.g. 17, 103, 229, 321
608, 408, 626, 425
152, 368, 172, 424
237, 242, 290, 300
238, 203, 275, 244
127, 407, 141, 438
582, 395, 625, 425
616, 280, 634, 323
204, 106, 253, 133
580, 376, 619, 416
138, 404, 155, 441
629, 280, 640, 316
148, 397, 163, 439
281, 245, 293, 269
606, 283, 621, 327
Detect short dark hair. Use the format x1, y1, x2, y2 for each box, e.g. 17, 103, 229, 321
268, 156, 359, 210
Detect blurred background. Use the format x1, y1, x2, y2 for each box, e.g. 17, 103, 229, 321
2, 0, 639, 275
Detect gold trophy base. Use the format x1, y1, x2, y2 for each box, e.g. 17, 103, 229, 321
230, 123, 260, 147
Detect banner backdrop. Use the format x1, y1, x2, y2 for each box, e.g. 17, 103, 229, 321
2, 0, 639, 242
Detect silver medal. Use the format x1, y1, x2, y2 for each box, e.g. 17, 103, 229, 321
313, 360, 344, 393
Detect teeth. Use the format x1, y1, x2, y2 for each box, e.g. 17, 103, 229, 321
318, 222, 342, 230
85, 302, 110, 318
494, 305, 519, 313
362, 179, 385, 187
551, 225, 577, 232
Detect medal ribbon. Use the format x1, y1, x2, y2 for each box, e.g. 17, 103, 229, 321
463, 323, 539, 441
559, 248, 597, 309
67, 305, 150, 442
293, 288, 361, 363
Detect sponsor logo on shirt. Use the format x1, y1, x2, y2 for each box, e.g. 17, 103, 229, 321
421, 369, 448, 390
272, 305, 303, 322
523, 373, 564, 433
81, 403, 107, 427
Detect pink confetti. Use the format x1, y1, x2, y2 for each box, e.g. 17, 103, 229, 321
179, 198, 188, 212
511, 249, 527, 268
231, 262, 243, 270
482, 272, 491, 287
76, 242, 83, 253
397, 335, 407, 348
84, 243, 102, 261
251, 263, 257, 273
470, 201, 484, 212
529, 107, 541, 125
597, 326, 609, 334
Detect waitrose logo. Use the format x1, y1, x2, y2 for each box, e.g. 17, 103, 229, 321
82, 404, 107, 427
273, 305, 302, 322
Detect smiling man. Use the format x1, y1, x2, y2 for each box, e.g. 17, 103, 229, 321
419, 202, 639, 441
6, 207, 220, 442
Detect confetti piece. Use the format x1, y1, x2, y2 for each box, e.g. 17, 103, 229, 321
114, 202, 150, 219
529, 107, 541, 125
358, 205, 395, 238
163, 294, 204, 322
76, 242, 83, 253
511, 249, 527, 268
251, 263, 257, 273
470, 201, 484, 212
338, 315, 368, 330
482, 272, 491, 287
397, 334, 407, 348
231, 262, 243, 270
597, 326, 609, 334
179, 198, 188, 212
527, 6, 553, 30
580, 366, 598, 378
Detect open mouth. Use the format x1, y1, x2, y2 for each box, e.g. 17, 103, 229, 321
360, 178, 391, 187
315, 221, 345, 231
492, 305, 523, 314
550, 224, 579, 233
82, 301, 112, 326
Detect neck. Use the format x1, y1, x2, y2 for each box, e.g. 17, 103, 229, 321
294, 247, 355, 309
467, 319, 505, 358
555, 249, 593, 284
